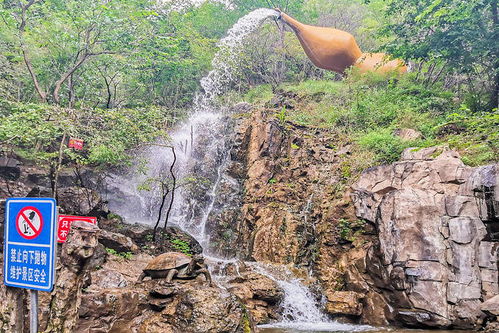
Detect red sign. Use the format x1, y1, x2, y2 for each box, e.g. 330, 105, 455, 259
57, 215, 97, 243
16, 206, 44, 240
68, 138, 84, 150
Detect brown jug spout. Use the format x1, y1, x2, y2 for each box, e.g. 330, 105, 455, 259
277, 10, 407, 75
276, 11, 362, 74
274, 8, 282, 20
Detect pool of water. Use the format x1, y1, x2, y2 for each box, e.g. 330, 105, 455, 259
258, 326, 475, 333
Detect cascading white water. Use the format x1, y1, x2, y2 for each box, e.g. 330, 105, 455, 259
197, 8, 279, 107
175, 7, 280, 249
252, 263, 373, 332
104, 9, 373, 332
104, 8, 277, 230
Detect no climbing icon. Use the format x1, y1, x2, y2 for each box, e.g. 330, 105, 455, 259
16, 206, 44, 240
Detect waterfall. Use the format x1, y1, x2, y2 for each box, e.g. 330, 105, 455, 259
104, 8, 277, 230
103, 8, 372, 332
251, 263, 372, 332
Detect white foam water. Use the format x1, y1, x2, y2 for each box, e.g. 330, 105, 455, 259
158, 0, 234, 13
251, 263, 373, 332
196, 8, 278, 107
104, 8, 277, 227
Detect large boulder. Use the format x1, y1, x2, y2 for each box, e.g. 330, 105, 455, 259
481, 295, 499, 316
227, 270, 284, 324
42, 221, 101, 332
325, 291, 364, 316
99, 229, 139, 253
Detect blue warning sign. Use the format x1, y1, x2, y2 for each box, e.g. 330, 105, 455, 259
3, 198, 57, 291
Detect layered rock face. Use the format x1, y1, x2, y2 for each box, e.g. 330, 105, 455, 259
207, 103, 347, 267
351, 147, 498, 328
208, 104, 498, 328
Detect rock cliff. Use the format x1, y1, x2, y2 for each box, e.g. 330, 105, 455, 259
1, 101, 498, 331
0, 220, 253, 332
205, 105, 498, 329
350, 147, 498, 329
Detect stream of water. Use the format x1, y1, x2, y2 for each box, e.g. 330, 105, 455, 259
102, 8, 447, 333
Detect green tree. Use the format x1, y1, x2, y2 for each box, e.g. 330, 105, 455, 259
0, 0, 155, 105
380, 0, 498, 110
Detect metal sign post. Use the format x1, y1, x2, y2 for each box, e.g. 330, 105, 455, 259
3, 198, 57, 333
30, 289, 38, 333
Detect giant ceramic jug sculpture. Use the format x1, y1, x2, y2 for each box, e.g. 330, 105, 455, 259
275, 9, 407, 75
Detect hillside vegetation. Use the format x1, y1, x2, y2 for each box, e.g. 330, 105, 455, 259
244, 73, 498, 172
0, 0, 497, 185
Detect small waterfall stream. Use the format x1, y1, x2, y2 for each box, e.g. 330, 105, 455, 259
253, 263, 372, 332
104, 8, 372, 332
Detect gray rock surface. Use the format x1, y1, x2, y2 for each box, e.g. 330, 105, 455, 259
352, 150, 498, 329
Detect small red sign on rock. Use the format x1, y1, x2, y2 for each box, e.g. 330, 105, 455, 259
68, 138, 84, 150
57, 215, 97, 243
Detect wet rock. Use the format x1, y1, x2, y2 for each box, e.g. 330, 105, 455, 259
137, 314, 175, 333
0, 156, 21, 180
77, 262, 252, 332
150, 285, 175, 298
164, 286, 249, 333
227, 270, 283, 324
76, 288, 145, 332
89, 268, 128, 289
229, 272, 283, 305
481, 295, 499, 316
43, 221, 100, 332
57, 187, 101, 215
361, 291, 391, 326
99, 229, 139, 253
325, 291, 364, 316
396, 310, 434, 327
148, 297, 173, 312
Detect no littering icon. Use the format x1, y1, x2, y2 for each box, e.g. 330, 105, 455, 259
16, 206, 44, 240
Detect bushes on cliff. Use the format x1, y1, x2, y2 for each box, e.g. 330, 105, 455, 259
0, 99, 172, 166
245, 73, 497, 166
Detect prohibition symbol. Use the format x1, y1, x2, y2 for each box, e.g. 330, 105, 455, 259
16, 206, 44, 240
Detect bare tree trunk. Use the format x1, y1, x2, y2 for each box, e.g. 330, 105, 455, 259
68, 74, 76, 108
53, 131, 67, 199
18, 0, 47, 102
152, 146, 177, 240
104, 75, 112, 109
163, 146, 177, 230
152, 186, 169, 241
53, 54, 89, 105
491, 0, 498, 109
22, 49, 47, 102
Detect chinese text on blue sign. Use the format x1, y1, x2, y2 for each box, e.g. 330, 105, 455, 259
3, 198, 57, 291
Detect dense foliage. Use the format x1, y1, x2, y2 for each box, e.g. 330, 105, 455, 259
0, 0, 496, 178
380, 0, 498, 111
0, 0, 241, 108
